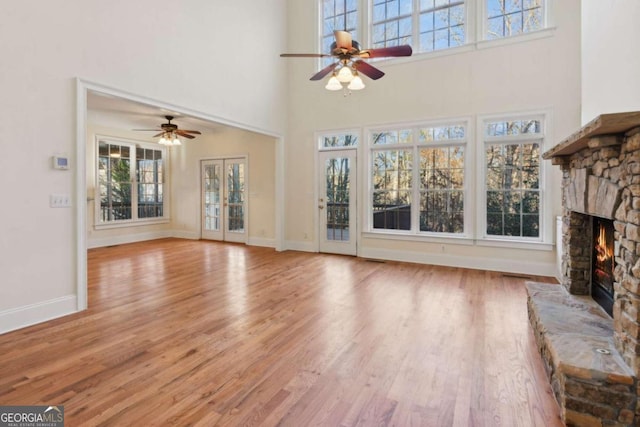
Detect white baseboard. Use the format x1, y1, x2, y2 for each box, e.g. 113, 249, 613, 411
248, 237, 276, 248
171, 230, 200, 240
284, 240, 316, 252
88, 230, 174, 249
0, 295, 78, 335
359, 247, 557, 277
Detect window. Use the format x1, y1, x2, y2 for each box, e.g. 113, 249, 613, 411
419, 0, 466, 52
321, 0, 358, 66
419, 125, 465, 232
318, 0, 549, 64
371, 0, 465, 53
97, 138, 166, 225
483, 116, 542, 239
320, 133, 359, 149
371, 0, 413, 48
486, 0, 543, 39
369, 122, 467, 234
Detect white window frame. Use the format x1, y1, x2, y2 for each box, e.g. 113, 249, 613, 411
95, 135, 169, 229
365, 118, 472, 239
479, 0, 548, 42
318, 129, 361, 151
316, 0, 553, 70
476, 112, 546, 245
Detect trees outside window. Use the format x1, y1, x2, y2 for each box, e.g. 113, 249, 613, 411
369, 122, 467, 234
486, 0, 543, 39
97, 139, 166, 225
483, 117, 542, 239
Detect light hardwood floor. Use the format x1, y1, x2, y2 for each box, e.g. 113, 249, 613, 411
0, 239, 562, 426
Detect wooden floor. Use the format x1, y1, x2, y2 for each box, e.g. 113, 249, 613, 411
0, 239, 562, 426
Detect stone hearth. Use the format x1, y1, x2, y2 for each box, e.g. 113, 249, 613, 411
530, 112, 640, 426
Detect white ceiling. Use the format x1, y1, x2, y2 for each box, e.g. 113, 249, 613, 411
87, 91, 223, 135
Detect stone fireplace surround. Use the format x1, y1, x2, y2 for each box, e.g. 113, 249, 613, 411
528, 112, 640, 426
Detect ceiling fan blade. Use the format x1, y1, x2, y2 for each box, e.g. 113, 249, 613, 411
175, 130, 196, 139
354, 60, 385, 80
334, 30, 353, 50
280, 53, 330, 58
153, 132, 165, 138
358, 45, 413, 58
133, 128, 162, 131
180, 130, 202, 135
310, 62, 338, 81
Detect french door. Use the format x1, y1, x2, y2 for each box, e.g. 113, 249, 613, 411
201, 158, 247, 243
318, 150, 357, 255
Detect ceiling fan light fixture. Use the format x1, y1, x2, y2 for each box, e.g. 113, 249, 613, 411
337, 65, 354, 83
325, 74, 342, 91
158, 134, 170, 145
347, 74, 365, 91
172, 135, 182, 146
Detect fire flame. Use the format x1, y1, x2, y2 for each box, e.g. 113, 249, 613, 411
595, 224, 613, 263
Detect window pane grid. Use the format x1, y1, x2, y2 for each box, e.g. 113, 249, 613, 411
419, 145, 465, 233
372, 149, 413, 230
326, 157, 351, 241
419, 1, 465, 52
322, 0, 358, 66
486, 0, 542, 40
322, 134, 359, 148
370, 123, 466, 235
484, 117, 541, 239
97, 141, 165, 224
372, 0, 413, 48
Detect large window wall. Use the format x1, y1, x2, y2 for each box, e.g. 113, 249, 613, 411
361, 113, 546, 245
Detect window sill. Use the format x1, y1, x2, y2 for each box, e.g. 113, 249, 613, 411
362, 231, 475, 246
475, 237, 553, 251
362, 230, 554, 251
476, 27, 557, 50
94, 218, 170, 230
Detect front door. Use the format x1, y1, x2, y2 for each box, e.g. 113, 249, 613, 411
202, 158, 247, 243
318, 150, 357, 255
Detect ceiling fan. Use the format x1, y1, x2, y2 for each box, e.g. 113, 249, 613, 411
280, 30, 412, 91
134, 115, 201, 145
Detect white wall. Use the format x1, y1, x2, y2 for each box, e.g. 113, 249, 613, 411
0, 1, 287, 331
581, 0, 640, 124
284, 0, 582, 275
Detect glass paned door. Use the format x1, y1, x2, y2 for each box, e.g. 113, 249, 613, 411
201, 158, 247, 243
202, 160, 223, 240
224, 160, 246, 243
318, 150, 357, 255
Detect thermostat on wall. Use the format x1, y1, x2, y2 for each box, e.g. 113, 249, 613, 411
52, 156, 69, 170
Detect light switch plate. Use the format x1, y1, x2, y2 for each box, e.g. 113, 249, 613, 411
50, 194, 71, 208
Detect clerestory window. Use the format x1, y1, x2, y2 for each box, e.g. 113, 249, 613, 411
318, 0, 548, 64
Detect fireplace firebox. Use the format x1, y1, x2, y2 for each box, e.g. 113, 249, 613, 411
592, 216, 614, 316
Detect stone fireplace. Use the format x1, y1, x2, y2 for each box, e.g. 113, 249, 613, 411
527, 112, 640, 426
